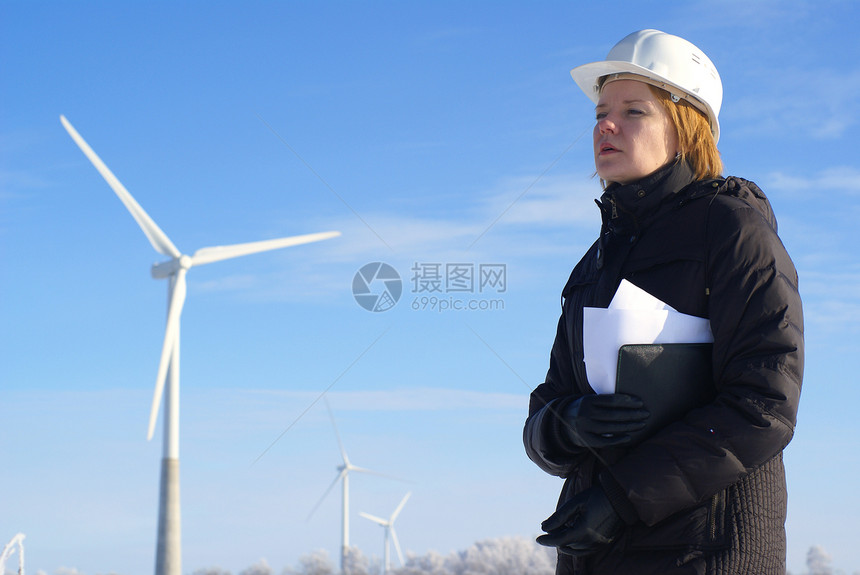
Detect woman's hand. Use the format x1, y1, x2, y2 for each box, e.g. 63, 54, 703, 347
537, 486, 623, 556
558, 393, 649, 449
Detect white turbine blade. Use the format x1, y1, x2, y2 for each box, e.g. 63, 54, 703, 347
190, 231, 340, 267
390, 492, 411, 522
0, 533, 25, 569
391, 527, 405, 566
325, 398, 350, 466
349, 464, 407, 483
359, 512, 388, 526
306, 469, 346, 521
147, 268, 187, 440
59, 115, 181, 258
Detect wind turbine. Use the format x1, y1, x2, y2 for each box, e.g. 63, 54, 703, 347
307, 401, 396, 575
360, 492, 411, 574
59, 115, 340, 575
0, 533, 25, 575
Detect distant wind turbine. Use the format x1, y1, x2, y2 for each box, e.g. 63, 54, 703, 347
0, 533, 25, 575
308, 401, 399, 575
60, 115, 340, 575
360, 492, 411, 574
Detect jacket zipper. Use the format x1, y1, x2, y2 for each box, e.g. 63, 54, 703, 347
710, 492, 720, 541
608, 196, 618, 219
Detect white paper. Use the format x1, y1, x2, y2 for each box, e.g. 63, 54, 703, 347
583, 280, 713, 394
608, 278, 676, 311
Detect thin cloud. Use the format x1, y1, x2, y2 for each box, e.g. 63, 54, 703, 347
766, 167, 860, 195
158, 168, 605, 304
478, 174, 601, 227
0, 168, 51, 195
179, 387, 528, 454
680, 0, 815, 29
320, 213, 485, 260
306, 172, 601, 258
806, 298, 860, 329
234, 387, 526, 412
193, 273, 259, 293
731, 68, 860, 140
787, 68, 860, 140
800, 268, 860, 305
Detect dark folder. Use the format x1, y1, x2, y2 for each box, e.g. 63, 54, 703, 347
615, 343, 716, 445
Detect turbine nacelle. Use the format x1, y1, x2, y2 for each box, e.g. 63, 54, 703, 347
151, 255, 193, 279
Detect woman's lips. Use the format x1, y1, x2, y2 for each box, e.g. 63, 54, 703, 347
598, 142, 619, 155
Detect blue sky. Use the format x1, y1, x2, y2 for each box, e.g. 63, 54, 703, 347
2, 1, 859, 573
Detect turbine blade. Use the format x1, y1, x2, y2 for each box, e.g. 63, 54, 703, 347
59, 115, 181, 258
190, 231, 340, 267
147, 269, 187, 440
391, 527, 405, 566
306, 469, 345, 522
325, 398, 350, 466
349, 465, 407, 483
359, 512, 388, 526
391, 492, 411, 522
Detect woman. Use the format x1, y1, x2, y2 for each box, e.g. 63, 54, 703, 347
523, 30, 803, 574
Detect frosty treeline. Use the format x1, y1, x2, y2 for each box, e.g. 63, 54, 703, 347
186, 538, 858, 575
21, 538, 857, 575
196, 536, 556, 575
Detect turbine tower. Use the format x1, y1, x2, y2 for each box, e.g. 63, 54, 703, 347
360, 492, 411, 574
307, 401, 394, 575
60, 115, 340, 575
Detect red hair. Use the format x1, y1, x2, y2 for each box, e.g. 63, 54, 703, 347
648, 84, 723, 180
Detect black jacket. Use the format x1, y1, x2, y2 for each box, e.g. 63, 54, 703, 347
524, 161, 804, 575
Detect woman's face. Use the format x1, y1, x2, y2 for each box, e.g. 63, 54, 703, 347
593, 79, 679, 185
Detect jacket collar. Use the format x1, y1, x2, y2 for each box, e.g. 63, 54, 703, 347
597, 159, 696, 237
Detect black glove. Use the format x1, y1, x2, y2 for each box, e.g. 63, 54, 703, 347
536, 486, 623, 556
557, 393, 649, 449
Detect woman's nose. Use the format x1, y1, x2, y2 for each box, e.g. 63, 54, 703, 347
597, 117, 616, 134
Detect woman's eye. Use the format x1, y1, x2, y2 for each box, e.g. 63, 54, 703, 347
596, 112, 607, 120
627, 108, 644, 116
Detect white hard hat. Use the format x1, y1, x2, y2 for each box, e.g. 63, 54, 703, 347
570, 29, 723, 143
